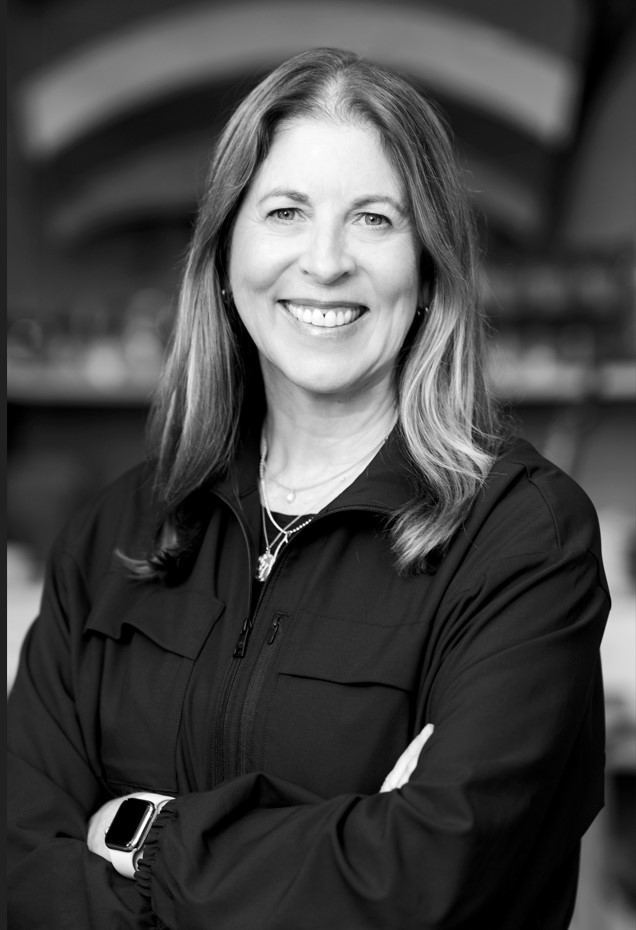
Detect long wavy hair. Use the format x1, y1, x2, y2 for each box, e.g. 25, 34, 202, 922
123, 47, 503, 580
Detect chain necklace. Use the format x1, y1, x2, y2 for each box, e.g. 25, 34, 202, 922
257, 451, 313, 581
256, 422, 394, 580
266, 457, 371, 504
257, 508, 312, 582
262, 431, 392, 504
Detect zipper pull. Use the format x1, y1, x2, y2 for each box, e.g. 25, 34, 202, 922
266, 616, 281, 644
233, 617, 254, 658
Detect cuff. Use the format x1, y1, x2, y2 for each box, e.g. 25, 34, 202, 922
134, 804, 177, 900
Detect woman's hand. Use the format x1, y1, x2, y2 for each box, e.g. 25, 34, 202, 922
380, 723, 434, 792
87, 797, 125, 861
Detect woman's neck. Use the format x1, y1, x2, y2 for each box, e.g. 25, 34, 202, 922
260, 383, 398, 514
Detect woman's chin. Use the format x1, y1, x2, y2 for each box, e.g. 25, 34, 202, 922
262, 357, 391, 405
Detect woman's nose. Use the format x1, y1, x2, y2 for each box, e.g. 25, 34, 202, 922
298, 222, 355, 283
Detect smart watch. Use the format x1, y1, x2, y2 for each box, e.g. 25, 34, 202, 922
105, 792, 174, 879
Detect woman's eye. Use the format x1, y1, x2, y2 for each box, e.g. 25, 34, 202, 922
269, 208, 298, 221
362, 212, 390, 228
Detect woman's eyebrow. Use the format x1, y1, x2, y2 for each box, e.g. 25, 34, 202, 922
349, 195, 408, 216
258, 189, 309, 206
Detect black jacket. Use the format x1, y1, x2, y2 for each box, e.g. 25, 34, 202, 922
8, 431, 610, 929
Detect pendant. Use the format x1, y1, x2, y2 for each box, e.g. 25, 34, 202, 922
286, 490, 295, 503
257, 550, 276, 582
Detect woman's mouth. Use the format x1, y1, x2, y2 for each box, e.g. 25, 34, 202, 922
280, 300, 366, 328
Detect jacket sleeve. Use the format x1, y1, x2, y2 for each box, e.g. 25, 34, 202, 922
7, 539, 156, 930
134, 543, 609, 929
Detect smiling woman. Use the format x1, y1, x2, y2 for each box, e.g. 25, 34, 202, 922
138, 47, 493, 565
8, 48, 610, 930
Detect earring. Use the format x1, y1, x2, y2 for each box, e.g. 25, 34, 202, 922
416, 305, 429, 318
220, 287, 232, 305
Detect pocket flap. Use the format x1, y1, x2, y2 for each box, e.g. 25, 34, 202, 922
85, 577, 225, 659
278, 609, 425, 691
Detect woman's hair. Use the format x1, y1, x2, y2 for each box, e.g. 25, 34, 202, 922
123, 46, 503, 579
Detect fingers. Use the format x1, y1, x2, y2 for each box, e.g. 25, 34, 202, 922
380, 723, 434, 792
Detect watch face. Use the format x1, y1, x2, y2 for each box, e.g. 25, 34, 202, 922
105, 798, 155, 851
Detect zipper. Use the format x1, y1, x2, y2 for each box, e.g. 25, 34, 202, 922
236, 613, 286, 774
211, 499, 391, 785
233, 616, 255, 658
211, 494, 254, 786
213, 578, 279, 784
214, 653, 243, 784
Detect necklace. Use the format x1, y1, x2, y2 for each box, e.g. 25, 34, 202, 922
262, 432, 392, 503
257, 508, 312, 582
256, 421, 395, 580
257, 452, 313, 581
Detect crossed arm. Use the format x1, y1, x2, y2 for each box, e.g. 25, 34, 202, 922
87, 725, 435, 863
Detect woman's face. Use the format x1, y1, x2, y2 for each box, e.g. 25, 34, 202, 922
228, 117, 421, 403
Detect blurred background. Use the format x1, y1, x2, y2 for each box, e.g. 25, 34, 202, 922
6, 1, 635, 925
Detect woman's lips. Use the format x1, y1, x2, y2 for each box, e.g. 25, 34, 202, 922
280, 300, 366, 328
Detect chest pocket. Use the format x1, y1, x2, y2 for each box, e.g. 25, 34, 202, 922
256, 609, 427, 797
82, 580, 224, 794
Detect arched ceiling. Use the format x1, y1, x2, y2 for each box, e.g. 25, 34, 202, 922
19, 0, 576, 155
8, 0, 635, 250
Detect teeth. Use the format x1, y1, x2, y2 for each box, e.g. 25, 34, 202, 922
285, 302, 362, 327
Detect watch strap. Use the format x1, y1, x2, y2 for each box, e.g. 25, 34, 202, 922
108, 792, 174, 879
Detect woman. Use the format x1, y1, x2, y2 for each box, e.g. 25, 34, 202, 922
8, 48, 609, 929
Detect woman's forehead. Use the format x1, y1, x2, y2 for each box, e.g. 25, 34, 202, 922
250, 117, 406, 201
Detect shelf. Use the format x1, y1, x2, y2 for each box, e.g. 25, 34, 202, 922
488, 359, 636, 403
7, 360, 157, 406
8, 358, 636, 407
